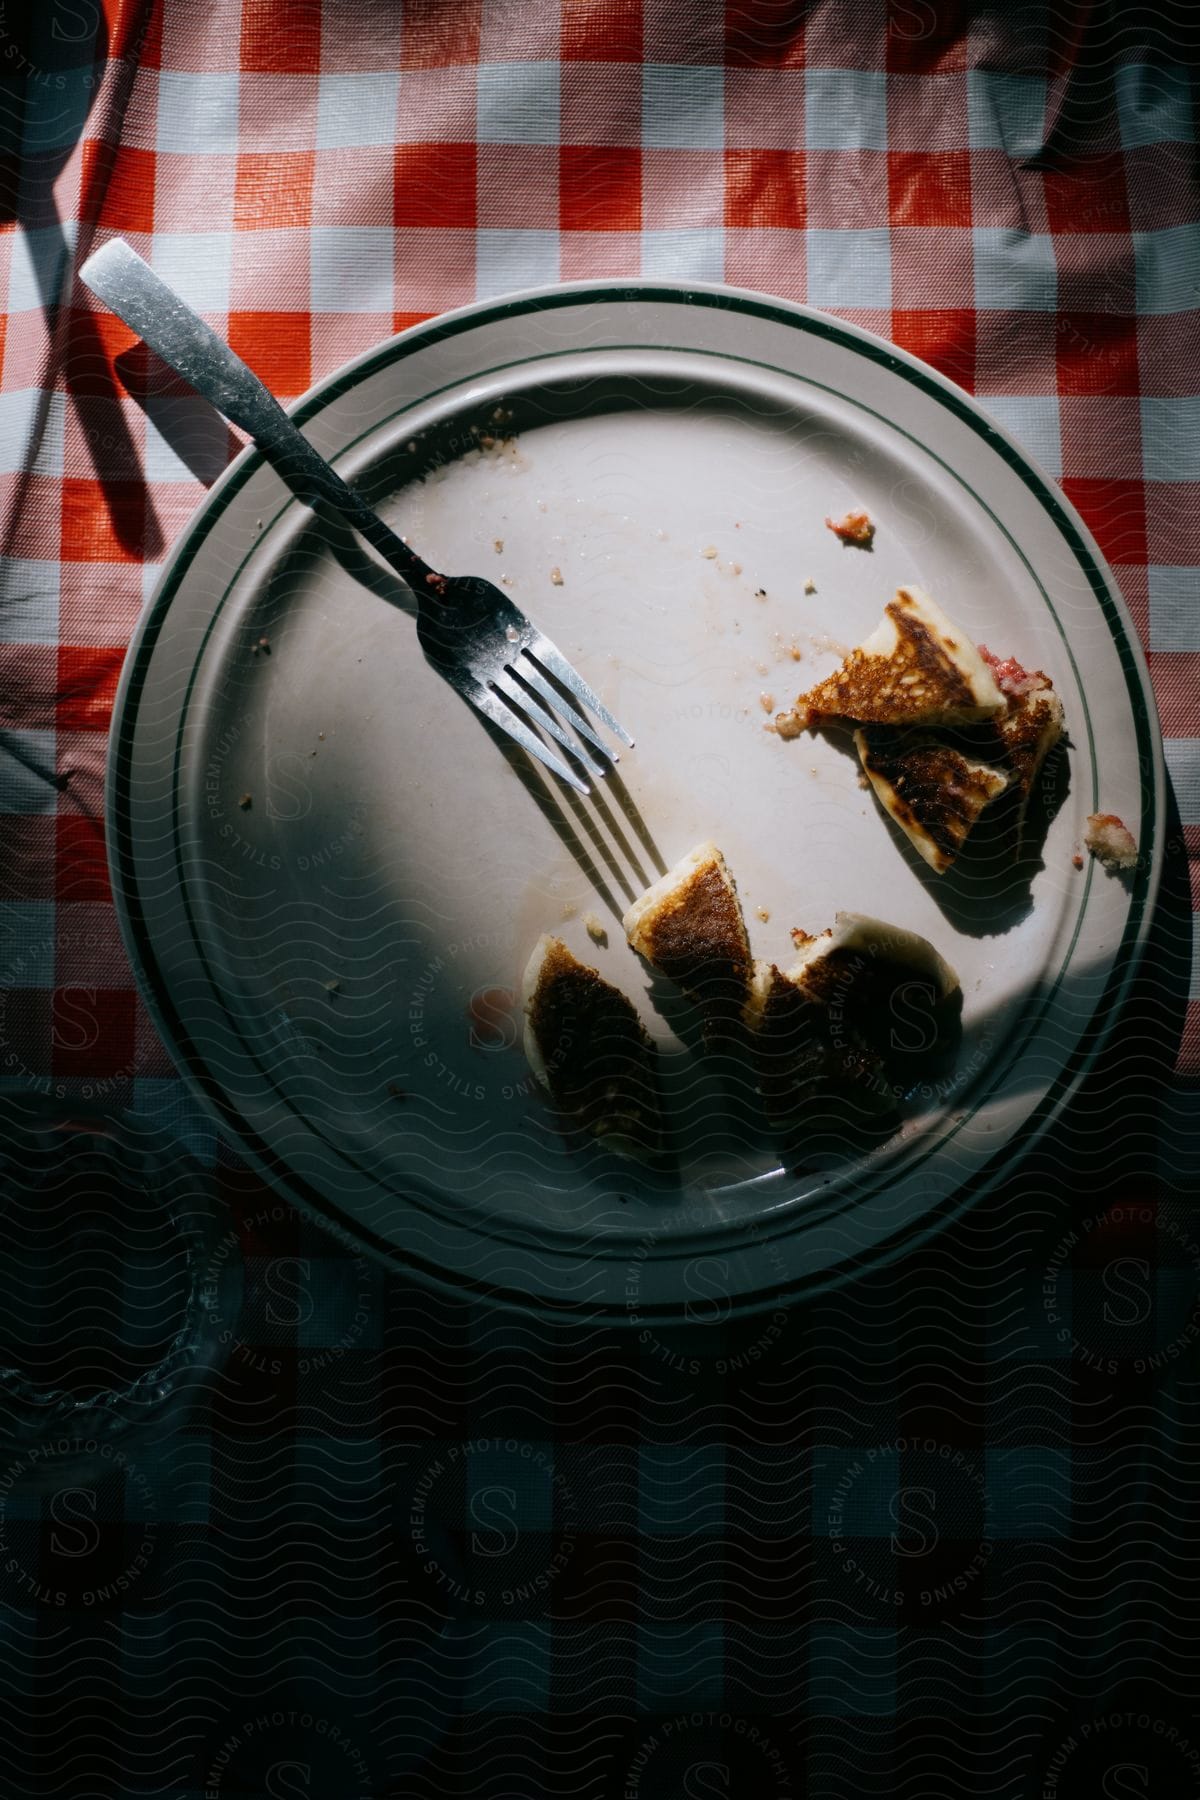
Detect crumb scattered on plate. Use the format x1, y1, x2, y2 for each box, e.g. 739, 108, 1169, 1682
803, 575, 817, 593
238, 792, 252, 809
756, 906, 770, 922
493, 538, 504, 553
1072, 852, 1084, 869
1085, 812, 1138, 872
825, 507, 875, 547
755, 587, 767, 599
550, 566, 563, 585
561, 901, 578, 920
760, 691, 775, 713
584, 911, 607, 946
701, 544, 718, 559
775, 710, 805, 740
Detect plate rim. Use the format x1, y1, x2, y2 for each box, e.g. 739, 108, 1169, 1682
106, 279, 1166, 1317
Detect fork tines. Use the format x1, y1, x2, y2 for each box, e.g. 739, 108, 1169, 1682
487, 635, 633, 796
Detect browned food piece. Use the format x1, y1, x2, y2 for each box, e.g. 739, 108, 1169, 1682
977, 669, 1065, 845
825, 507, 875, 547
522, 935, 662, 1159
622, 842, 753, 1038
788, 912, 961, 1065
1084, 811, 1138, 872
854, 727, 1011, 874
783, 587, 1006, 732
744, 959, 894, 1133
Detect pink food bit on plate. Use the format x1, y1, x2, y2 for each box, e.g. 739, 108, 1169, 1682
824, 508, 875, 547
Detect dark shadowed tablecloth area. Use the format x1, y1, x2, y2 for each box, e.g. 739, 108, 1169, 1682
0, 2, 1197, 1795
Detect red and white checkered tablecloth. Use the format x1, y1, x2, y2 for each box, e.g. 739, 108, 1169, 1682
1, 0, 1196, 1149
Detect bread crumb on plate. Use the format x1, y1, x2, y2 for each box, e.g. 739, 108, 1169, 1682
1085, 812, 1138, 872
825, 508, 875, 547
584, 911, 607, 946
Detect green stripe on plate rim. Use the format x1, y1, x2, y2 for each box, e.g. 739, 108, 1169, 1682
109, 285, 1160, 1309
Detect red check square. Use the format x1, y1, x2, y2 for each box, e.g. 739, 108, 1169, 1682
56, 646, 126, 732
888, 151, 972, 227
82, 143, 156, 236
61, 479, 148, 564
241, 0, 322, 71
1060, 478, 1147, 565
56, 813, 113, 904
561, 147, 642, 232
234, 151, 315, 230
1056, 312, 1141, 396
51, 985, 136, 1079
725, 150, 806, 230
228, 312, 312, 398
395, 143, 477, 228
562, 0, 644, 61
1043, 154, 1130, 235
892, 309, 976, 390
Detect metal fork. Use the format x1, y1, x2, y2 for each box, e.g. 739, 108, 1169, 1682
78, 238, 633, 796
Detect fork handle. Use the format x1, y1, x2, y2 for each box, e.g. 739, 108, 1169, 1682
79, 238, 441, 592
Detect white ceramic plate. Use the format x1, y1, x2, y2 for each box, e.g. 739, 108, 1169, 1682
109, 282, 1163, 1320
